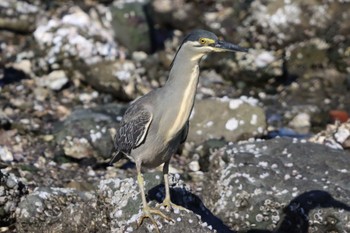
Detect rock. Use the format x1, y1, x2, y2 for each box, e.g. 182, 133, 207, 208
42, 70, 69, 91
8, 60, 32, 76
0, 146, 14, 162
0, 0, 39, 33
53, 103, 127, 160
0, 109, 12, 128
16, 173, 222, 233
80, 60, 149, 100
151, 0, 201, 31
288, 112, 311, 134
110, 1, 151, 52
309, 120, 350, 150
204, 138, 350, 232
62, 137, 95, 160
98, 173, 215, 233
15, 187, 107, 233
188, 96, 266, 144
33, 5, 119, 72
0, 170, 28, 227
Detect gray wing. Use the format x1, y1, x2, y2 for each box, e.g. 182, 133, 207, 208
109, 104, 152, 164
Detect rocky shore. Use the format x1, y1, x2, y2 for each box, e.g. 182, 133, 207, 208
1, 0, 350, 232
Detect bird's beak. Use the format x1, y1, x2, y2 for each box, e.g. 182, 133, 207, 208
213, 40, 249, 53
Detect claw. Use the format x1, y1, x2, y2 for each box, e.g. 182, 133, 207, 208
159, 198, 189, 212
137, 206, 174, 232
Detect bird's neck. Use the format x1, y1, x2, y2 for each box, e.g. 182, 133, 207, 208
160, 48, 203, 141
164, 48, 203, 91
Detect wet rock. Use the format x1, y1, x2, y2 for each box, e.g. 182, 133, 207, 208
204, 138, 350, 232
188, 96, 266, 144
0, 170, 28, 226
53, 103, 127, 160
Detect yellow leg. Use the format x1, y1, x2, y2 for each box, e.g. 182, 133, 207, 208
160, 160, 188, 212
136, 162, 173, 232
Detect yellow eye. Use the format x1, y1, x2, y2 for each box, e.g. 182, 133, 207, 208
199, 38, 206, 44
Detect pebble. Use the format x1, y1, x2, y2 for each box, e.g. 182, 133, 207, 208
0, 146, 14, 162
10, 59, 32, 75
46, 70, 69, 91
288, 112, 311, 131
188, 160, 200, 172
132, 51, 148, 62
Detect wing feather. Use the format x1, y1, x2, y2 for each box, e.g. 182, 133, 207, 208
112, 104, 153, 160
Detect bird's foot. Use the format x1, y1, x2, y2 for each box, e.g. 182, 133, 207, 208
137, 205, 173, 232
159, 197, 188, 212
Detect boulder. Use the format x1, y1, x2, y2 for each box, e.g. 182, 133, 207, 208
204, 138, 350, 232
15, 173, 220, 233
53, 103, 126, 160
188, 97, 266, 144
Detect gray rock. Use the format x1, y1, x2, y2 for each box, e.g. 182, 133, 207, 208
110, 1, 151, 52
0, 0, 39, 33
204, 138, 350, 232
151, 0, 201, 31
0, 109, 12, 128
79, 60, 148, 101
188, 97, 266, 144
15, 173, 217, 233
33, 5, 119, 72
98, 172, 215, 233
0, 170, 28, 226
53, 103, 127, 160
15, 187, 107, 233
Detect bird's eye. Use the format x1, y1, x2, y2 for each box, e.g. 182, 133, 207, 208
199, 38, 206, 44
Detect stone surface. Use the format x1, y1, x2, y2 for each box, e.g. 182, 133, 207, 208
98, 173, 216, 233
110, 1, 151, 52
188, 97, 266, 144
41, 70, 69, 91
0, 0, 39, 33
204, 138, 350, 232
79, 60, 149, 101
15, 187, 107, 233
15, 173, 220, 233
309, 120, 350, 150
8, 136, 350, 232
1, 1, 350, 233
0, 170, 28, 226
33, 5, 119, 72
54, 103, 126, 160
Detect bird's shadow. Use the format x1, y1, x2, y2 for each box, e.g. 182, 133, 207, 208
147, 186, 350, 233
147, 183, 234, 233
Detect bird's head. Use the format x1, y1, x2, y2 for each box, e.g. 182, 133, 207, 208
181, 29, 248, 58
